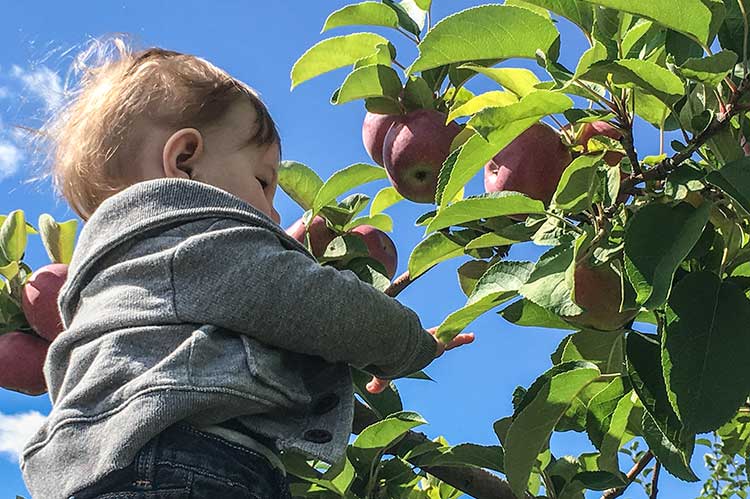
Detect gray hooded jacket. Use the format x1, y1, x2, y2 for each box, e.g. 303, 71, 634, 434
20, 178, 437, 499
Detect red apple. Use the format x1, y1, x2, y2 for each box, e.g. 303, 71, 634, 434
579, 121, 624, 166
21, 263, 68, 342
349, 225, 398, 279
564, 261, 639, 332
0, 332, 49, 395
484, 122, 573, 204
286, 216, 337, 258
362, 112, 402, 167
382, 109, 462, 204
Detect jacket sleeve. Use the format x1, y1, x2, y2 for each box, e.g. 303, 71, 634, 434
169, 219, 438, 380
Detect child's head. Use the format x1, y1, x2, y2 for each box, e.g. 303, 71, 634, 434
33, 35, 282, 223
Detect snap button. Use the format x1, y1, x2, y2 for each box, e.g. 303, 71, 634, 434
312, 393, 340, 415
304, 429, 333, 443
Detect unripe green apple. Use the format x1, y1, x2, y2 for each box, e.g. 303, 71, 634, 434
286, 216, 337, 258
484, 122, 572, 204
21, 263, 68, 342
564, 261, 639, 332
362, 112, 402, 167
349, 225, 398, 279
0, 332, 49, 395
382, 109, 462, 204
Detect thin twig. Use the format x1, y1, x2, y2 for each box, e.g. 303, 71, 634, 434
384, 270, 414, 297
650, 461, 661, 499
392, 58, 408, 71
396, 27, 420, 45
600, 450, 654, 499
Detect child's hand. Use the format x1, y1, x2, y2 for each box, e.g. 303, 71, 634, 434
365, 327, 475, 394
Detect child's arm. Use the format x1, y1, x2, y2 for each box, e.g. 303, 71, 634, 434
170, 219, 438, 380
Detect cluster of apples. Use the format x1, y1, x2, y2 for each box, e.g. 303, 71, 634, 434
286, 217, 398, 279
0, 263, 68, 395
362, 108, 638, 331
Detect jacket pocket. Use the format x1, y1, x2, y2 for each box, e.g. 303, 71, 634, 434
240, 335, 313, 408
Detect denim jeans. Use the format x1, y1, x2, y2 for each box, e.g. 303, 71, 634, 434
68, 423, 293, 499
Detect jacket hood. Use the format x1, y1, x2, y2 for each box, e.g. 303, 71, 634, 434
59, 178, 312, 327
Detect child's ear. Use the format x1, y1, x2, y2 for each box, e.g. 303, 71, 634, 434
162, 128, 204, 180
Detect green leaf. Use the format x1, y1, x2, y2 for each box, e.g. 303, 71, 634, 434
278, 161, 324, 211
346, 257, 391, 291
717, 411, 750, 456
718, 0, 750, 58
353, 42, 393, 70
626, 331, 697, 481
457, 64, 542, 97
642, 411, 699, 481
581, 59, 685, 105
582, 0, 715, 44
596, 390, 636, 473
0, 261, 19, 281
551, 153, 605, 213
436, 261, 534, 342
407, 232, 464, 278
351, 367, 403, 419
663, 271, 750, 434
319, 234, 369, 263
0, 210, 27, 263
520, 244, 583, 317
402, 75, 435, 111
624, 202, 710, 309
678, 50, 739, 85
457, 260, 490, 296
410, 443, 505, 473
408, 5, 560, 74
435, 134, 500, 208
500, 298, 577, 329
511, 0, 595, 35
342, 213, 393, 233
585, 377, 629, 449
414, 0, 431, 10
559, 330, 625, 374
349, 411, 427, 477
505, 362, 600, 497
427, 192, 546, 233
468, 90, 574, 142
312, 163, 387, 213
38, 215, 78, 265
447, 91, 518, 122
383, 0, 423, 36
369, 186, 404, 216
291, 33, 390, 89
332, 64, 402, 105
322, 2, 400, 32
707, 157, 750, 213
465, 232, 525, 249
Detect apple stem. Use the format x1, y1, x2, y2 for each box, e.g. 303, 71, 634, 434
392, 59, 408, 71
545, 211, 584, 235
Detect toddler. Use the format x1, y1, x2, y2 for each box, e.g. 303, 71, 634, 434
20, 36, 472, 499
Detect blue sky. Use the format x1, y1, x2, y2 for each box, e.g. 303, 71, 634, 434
0, 1, 708, 498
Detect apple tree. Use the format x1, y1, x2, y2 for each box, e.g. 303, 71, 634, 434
280, 0, 750, 498
3, 1, 750, 498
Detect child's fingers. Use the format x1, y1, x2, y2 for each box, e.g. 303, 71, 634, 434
366, 376, 389, 394
445, 332, 475, 351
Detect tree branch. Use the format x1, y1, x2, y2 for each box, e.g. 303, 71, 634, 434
384, 270, 415, 297
649, 461, 661, 499
620, 73, 750, 193
352, 399, 525, 499
600, 450, 654, 499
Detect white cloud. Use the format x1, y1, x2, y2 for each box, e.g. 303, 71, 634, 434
10, 64, 64, 112
0, 87, 9, 99
0, 411, 46, 462
0, 140, 24, 180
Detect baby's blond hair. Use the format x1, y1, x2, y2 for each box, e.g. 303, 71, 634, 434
27, 34, 280, 221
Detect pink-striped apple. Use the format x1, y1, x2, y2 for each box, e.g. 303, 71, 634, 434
362, 112, 402, 167
21, 263, 68, 342
349, 225, 398, 279
286, 216, 337, 258
382, 109, 462, 204
484, 122, 572, 204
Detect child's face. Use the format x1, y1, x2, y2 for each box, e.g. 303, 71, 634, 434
157, 99, 282, 225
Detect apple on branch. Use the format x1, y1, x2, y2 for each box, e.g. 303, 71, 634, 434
484, 122, 572, 204
362, 112, 402, 167
21, 263, 68, 342
382, 109, 462, 204
348, 225, 398, 279
0, 331, 49, 395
